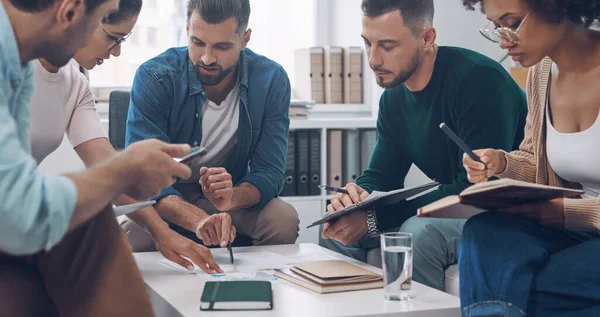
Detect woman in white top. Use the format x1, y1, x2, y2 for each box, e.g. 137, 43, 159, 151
460, 0, 600, 316
29, 0, 220, 273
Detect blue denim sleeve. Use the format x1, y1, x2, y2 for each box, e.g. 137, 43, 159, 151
126, 65, 181, 201
242, 69, 290, 209
0, 69, 77, 255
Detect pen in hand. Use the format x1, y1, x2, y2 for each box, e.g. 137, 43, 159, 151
439, 123, 488, 170
227, 242, 234, 264
318, 185, 349, 194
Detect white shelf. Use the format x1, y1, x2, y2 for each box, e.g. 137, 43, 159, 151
280, 195, 324, 203
290, 117, 376, 130
309, 103, 371, 113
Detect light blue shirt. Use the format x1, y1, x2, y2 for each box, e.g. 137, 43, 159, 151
0, 2, 77, 255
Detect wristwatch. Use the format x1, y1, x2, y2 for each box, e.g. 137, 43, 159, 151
365, 209, 380, 236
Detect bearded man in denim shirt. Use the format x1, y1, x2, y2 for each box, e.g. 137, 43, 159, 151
124, 0, 300, 251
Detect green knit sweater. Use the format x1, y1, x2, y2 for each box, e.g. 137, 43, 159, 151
357, 46, 527, 230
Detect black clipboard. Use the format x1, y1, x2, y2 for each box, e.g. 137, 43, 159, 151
307, 181, 440, 228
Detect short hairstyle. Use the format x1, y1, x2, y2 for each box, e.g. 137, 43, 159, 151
9, 0, 108, 14
103, 0, 143, 24
187, 0, 250, 34
462, 0, 600, 27
361, 0, 434, 35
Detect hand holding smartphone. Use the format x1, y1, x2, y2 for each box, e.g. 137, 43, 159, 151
174, 146, 207, 166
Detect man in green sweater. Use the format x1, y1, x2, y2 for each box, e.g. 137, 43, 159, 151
319, 0, 527, 291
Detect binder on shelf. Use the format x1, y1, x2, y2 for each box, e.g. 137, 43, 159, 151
281, 131, 296, 197
294, 47, 325, 104
342, 130, 361, 184
296, 130, 310, 196
308, 130, 321, 196
324, 46, 344, 104
344, 47, 364, 104
327, 130, 343, 192
359, 129, 377, 172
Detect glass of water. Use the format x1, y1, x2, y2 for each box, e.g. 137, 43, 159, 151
380, 232, 413, 301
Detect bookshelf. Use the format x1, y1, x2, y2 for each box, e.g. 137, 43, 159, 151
283, 116, 376, 244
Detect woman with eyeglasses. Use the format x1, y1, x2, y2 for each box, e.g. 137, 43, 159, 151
459, 0, 600, 316
29, 0, 222, 274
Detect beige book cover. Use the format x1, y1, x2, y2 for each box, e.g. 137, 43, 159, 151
418, 179, 583, 218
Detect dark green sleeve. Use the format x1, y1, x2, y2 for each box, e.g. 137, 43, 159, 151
373, 66, 527, 231
356, 92, 412, 194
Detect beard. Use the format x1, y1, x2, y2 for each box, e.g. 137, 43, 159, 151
37, 27, 84, 68
374, 49, 422, 89
194, 61, 237, 86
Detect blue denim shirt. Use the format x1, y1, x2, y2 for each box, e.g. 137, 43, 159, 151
0, 2, 77, 255
127, 47, 290, 209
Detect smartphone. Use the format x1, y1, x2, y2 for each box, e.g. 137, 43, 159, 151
174, 146, 207, 166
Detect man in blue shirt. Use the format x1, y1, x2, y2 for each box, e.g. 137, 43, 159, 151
0, 0, 220, 315
124, 0, 299, 250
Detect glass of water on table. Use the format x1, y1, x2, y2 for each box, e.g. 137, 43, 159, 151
380, 232, 413, 300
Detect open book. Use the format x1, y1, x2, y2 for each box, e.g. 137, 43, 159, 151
307, 181, 440, 228
417, 179, 583, 218
274, 260, 383, 294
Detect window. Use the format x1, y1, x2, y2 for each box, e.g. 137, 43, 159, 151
130, 26, 140, 46
146, 26, 158, 47
89, 0, 316, 90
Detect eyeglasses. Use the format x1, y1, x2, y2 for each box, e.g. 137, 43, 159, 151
479, 13, 529, 44
102, 28, 132, 52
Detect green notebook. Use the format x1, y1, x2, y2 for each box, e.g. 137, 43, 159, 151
200, 281, 273, 311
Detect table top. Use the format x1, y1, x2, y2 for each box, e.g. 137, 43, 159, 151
134, 243, 460, 317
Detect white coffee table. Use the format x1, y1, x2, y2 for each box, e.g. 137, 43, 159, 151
134, 243, 460, 317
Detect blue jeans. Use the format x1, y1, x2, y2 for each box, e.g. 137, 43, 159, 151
459, 211, 600, 317
319, 216, 465, 291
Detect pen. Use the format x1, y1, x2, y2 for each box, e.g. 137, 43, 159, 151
227, 242, 234, 264
439, 123, 488, 170
318, 185, 349, 194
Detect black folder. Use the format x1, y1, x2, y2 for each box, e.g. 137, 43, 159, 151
309, 130, 321, 196
281, 131, 296, 197
296, 131, 310, 196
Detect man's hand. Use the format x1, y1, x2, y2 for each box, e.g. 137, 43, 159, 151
200, 167, 234, 211
501, 198, 565, 228
116, 140, 192, 200
152, 225, 223, 273
196, 213, 236, 248
321, 183, 370, 245
321, 210, 368, 245
323, 183, 369, 232
463, 149, 507, 184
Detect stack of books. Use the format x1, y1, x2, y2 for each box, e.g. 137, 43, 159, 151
274, 260, 383, 294
289, 99, 315, 119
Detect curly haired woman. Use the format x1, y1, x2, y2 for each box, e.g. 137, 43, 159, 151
459, 0, 600, 316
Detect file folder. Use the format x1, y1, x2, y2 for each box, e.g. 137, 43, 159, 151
281, 131, 296, 196
344, 47, 364, 104
296, 130, 310, 196
309, 130, 321, 196
294, 47, 325, 103
343, 130, 361, 184
327, 130, 343, 191
324, 46, 344, 104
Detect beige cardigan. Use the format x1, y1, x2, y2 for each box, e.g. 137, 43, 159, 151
497, 57, 600, 230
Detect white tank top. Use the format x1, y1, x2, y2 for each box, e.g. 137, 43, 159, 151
546, 66, 600, 199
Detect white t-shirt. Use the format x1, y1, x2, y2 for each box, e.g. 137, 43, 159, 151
184, 84, 240, 182
29, 60, 107, 164
546, 63, 600, 199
